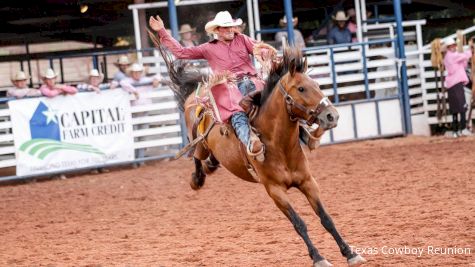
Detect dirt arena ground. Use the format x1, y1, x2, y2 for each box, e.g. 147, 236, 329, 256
0, 135, 473, 266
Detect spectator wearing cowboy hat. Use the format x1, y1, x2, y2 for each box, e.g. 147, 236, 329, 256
119, 63, 161, 104
443, 37, 474, 137
119, 63, 161, 167
7, 71, 41, 99
274, 16, 306, 50
179, 24, 198, 47
39, 68, 77, 98
77, 69, 118, 93
328, 10, 352, 45
149, 10, 277, 161
113, 55, 132, 82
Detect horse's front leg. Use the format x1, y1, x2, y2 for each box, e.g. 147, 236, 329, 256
299, 177, 366, 266
265, 184, 333, 267
190, 157, 206, 190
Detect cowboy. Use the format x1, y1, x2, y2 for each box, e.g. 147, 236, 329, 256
77, 69, 118, 93
328, 11, 352, 45
39, 68, 77, 98
179, 24, 198, 47
443, 37, 473, 137
275, 16, 306, 50
7, 71, 41, 99
113, 55, 132, 82
149, 11, 276, 161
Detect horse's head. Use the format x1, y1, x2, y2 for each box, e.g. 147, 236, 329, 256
264, 48, 339, 130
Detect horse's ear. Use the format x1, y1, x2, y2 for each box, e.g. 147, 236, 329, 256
289, 58, 296, 77
303, 56, 308, 73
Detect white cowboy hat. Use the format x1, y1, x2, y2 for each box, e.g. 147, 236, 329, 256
279, 16, 298, 27
130, 63, 144, 72
442, 38, 456, 48
179, 24, 196, 34
114, 55, 131, 66
205, 11, 243, 34
42, 68, 57, 79
332, 11, 349, 21
89, 69, 105, 79
11, 70, 29, 81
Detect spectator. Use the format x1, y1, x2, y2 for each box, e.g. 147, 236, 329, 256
7, 71, 41, 99
179, 24, 198, 47
347, 8, 357, 42
77, 69, 118, 93
113, 55, 132, 82
328, 11, 352, 45
443, 37, 473, 137
119, 63, 161, 103
236, 22, 247, 34
275, 16, 306, 50
39, 68, 77, 98
120, 63, 161, 167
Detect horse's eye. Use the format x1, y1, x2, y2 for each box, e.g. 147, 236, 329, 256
298, 87, 305, 92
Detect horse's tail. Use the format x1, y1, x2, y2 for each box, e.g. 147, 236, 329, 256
148, 29, 205, 110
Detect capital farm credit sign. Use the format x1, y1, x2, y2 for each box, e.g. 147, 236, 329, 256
8, 90, 134, 176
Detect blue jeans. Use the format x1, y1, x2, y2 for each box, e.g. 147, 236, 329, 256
231, 111, 251, 147
237, 77, 256, 96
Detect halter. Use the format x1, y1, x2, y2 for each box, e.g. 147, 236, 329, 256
278, 80, 332, 125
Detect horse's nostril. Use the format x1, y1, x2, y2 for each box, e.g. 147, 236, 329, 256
327, 113, 334, 122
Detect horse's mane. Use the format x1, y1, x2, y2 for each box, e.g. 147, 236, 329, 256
260, 47, 306, 106
148, 30, 205, 110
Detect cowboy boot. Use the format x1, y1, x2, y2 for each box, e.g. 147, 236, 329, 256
248, 131, 265, 162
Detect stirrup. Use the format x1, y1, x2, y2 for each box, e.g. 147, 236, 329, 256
247, 139, 265, 162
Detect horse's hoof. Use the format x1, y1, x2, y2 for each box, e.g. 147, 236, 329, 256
314, 259, 333, 267
190, 172, 205, 190
348, 254, 367, 266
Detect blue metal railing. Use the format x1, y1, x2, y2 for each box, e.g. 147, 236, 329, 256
301, 37, 408, 140
303, 38, 397, 105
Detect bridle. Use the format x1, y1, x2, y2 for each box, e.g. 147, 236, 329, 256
278, 80, 332, 125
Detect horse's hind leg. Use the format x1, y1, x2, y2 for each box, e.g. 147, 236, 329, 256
299, 178, 366, 266
265, 184, 332, 267
203, 153, 220, 174
190, 157, 206, 190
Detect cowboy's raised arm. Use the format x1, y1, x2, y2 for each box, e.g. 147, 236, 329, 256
148, 15, 204, 60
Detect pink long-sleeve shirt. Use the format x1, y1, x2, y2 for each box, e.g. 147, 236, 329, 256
443, 49, 472, 89
40, 84, 77, 98
157, 28, 258, 77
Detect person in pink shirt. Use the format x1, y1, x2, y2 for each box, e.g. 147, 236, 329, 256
39, 68, 77, 98
149, 11, 276, 161
443, 37, 473, 137
346, 9, 357, 43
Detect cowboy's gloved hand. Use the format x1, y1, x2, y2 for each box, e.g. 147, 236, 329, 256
149, 15, 164, 32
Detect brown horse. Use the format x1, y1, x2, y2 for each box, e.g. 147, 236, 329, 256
160, 46, 366, 266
